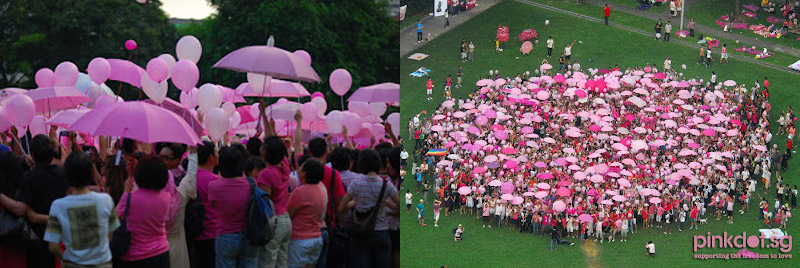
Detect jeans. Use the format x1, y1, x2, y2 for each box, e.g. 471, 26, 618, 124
417, 32, 422, 41
216, 232, 259, 268
260, 213, 292, 268
316, 229, 329, 268
445, 18, 449, 28
532, 223, 539, 234
348, 231, 391, 268
665, 32, 670, 41
551, 239, 558, 251
548, 48, 552, 57
604, 16, 609, 25
690, 28, 694, 36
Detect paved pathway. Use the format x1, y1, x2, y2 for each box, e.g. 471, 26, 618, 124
400, 0, 504, 56
585, 0, 800, 57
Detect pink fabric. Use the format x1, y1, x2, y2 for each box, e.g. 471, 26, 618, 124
733, 23, 748, 29
209, 177, 251, 236
117, 189, 171, 261
257, 158, 291, 215
288, 184, 326, 240
195, 169, 220, 240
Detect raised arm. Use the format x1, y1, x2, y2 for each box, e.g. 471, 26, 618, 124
385, 122, 400, 147
177, 148, 199, 200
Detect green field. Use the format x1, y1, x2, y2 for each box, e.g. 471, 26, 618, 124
399, 0, 800, 267
684, 0, 800, 50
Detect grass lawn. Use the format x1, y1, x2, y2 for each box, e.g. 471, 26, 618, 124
684, 0, 800, 51
608, 0, 671, 13
524, 0, 798, 67
400, 0, 800, 267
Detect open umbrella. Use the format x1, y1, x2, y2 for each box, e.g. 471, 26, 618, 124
348, 82, 400, 103
458, 186, 472, 195
488, 180, 503, 186
69, 101, 201, 145
45, 108, 91, 128
649, 197, 662, 204
107, 59, 145, 87
143, 98, 204, 137
534, 191, 549, 199
536, 182, 551, 190
235, 80, 311, 98
578, 214, 594, 222
213, 45, 321, 82
501, 194, 515, 201
25, 86, 91, 114
556, 187, 572, 197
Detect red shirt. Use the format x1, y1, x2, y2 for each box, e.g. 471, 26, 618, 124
604, 6, 610, 17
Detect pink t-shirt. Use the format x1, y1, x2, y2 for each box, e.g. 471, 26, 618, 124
117, 189, 171, 261
287, 183, 326, 240
195, 169, 220, 240
257, 158, 290, 216
208, 177, 251, 236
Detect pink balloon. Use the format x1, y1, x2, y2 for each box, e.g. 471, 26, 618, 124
0, 107, 9, 132
386, 113, 399, 134
311, 97, 327, 116
311, 91, 324, 99
325, 110, 344, 133
301, 103, 318, 120
348, 101, 371, 117
35, 68, 55, 88
371, 123, 386, 139
87, 58, 111, 84
146, 58, 170, 82
179, 87, 199, 109
54, 62, 79, 86
125, 39, 137, 50
172, 60, 199, 91
29, 115, 47, 136
293, 50, 312, 65
204, 108, 229, 142
342, 112, 362, 135
329, 69, 352, 96
370, 102, 387, 117
5, 94, 35, 127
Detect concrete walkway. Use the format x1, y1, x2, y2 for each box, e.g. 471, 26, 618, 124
585, 0, 800, 57
400, 0, 504, 56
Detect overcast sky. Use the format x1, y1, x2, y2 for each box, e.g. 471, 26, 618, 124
160, 0, 216, 19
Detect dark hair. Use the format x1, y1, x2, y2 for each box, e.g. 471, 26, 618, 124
301, 158, 324, 184
167, 143, 187, 160
198, 141, 216, 166
231, 143, 248, 159
263, 136, 287, 165
308, 137, 327, 158
104, 156, 127, 205
349, 149, 360, 172
357, 149, 382, 174
296, 154, 311, 169
244, 156, 266, 176
246, 138, 263, 157
386, 147, 401, 175
218, 146, 244, 178
30, 134, 55, 164
122, 138, 136, 155
64, 151, 94, 187
0, 152, 25, 197
328, 147, 351, 171
134, 155, 168, 190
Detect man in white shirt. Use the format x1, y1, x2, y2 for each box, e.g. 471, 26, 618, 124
646, 241, 656, 257
405, 191, 413, 214
663, 57, 672, 74
546, 36, 554, 58
664, 21, 672, 42
572, 60, 581, 72
710, 72, 717, 87
400, 148, 409, 167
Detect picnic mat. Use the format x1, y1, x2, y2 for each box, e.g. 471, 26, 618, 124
743, 11, 757, 18
407, 53, 429, 61
789, 59, 800, 71
410, 67, 432, 77
743, 4, 759, 12
767, 16, 784, 24
758, 229, 786, 239
637, 3, 652, 10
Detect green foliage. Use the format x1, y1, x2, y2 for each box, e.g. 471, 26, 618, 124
185, 0, 399, 111
0, 0, 178, 100
401, 0, 433, 17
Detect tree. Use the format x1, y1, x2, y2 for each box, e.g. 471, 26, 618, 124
188, 0, 399, 112
0, 0, 179, 100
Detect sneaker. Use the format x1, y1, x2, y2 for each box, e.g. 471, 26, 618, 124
600, 240, 603, 243
570, 243, 575, 246
664, 232, 668, 234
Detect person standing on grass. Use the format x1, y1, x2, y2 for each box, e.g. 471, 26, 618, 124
559, 53, 566, 73
688, 18, 696, 37
720, 44, 729, 63
546, 36, 554, 58
655, 19, 663, 40
495, 38, 501, 53
664, 21, 672, 42
433, 199, 442, 227
604, 4, 611, 26
426, 77, 434, 100
698, 45, 705, 65
444, 75, 452, 99
405, 190, 413, 214
564, 40, 576, 65
468, 41, 475, 61
460, 41, 467, 62
705, 47, 712, 67
444, 12, 449, 28
763, 76, 769, 90
417, 199, 426, 226
663, 56, 672, 75
416, 20, 423, 42
710, 71, 717, 87
456, 66, 463, 88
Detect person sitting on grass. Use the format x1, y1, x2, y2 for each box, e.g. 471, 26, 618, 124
454, 224, 464, 241
646, 241, 655, 257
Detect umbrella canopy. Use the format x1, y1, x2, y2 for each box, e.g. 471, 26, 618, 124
107, 59, 145, 87
556, 187, 572, 197
213, 46, 321, 82
45, 108, 91, 128
578, 214, 594, 222
69, 101, 202, 145
534, 191, 549, 199
458, 186, 472, 195
348, 83, 400, 103
143, 98, 204, 137
236, 80, 311, 98
25, 86, 91, 114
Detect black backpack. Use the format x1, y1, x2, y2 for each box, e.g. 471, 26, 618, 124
184, 195, 205, 241
111, 193, 132, 259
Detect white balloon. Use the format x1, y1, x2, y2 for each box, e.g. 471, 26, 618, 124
342, 112, 363, 135
204, 108, 229, 142
176, 35, 202, 63
158, 54, 176, 77
229, 112, 241, 130
325, 110, 344, 134
311, 97, 327, 117
197, 84, 222, 112
387, 113, 400, 134
141, 73, 168, 104
221, 102, 236, 118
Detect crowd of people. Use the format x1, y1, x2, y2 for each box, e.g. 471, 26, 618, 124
408, 60, 796, 245
0, 107, 402, 268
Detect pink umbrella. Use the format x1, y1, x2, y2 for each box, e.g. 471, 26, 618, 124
45, 108, 91, 128
501, 182, 514, 194
612, 195, 626, 202
553, 74, 566, 83
473, 167, 486, 174
501, 194, 515, 201
25, 86, 91, 114
618, 178, 631, 188
213, 45, 321, 82
0, 87, 26, 104
69, 101, 201, 144
702, 128, 715, 136
511, 196, 524, 205
653, 73, 666, 79
600, 200, 613, 205
143, 98, 205, 138
556, 187, 572, 197
348, 82, 399, 103
236, 80, 311, 98
723, 80, 736, 87
107, 59, 145, 87
575, 89, 587, 98
534, 161, 547, 168
501, 147, 516, 154
535, 191, 549, 199
488, 180, 503, 186
484, 155, 498, 162
649, 197, 662, 204
522, 191, 535, 197
578, 214, 594, 222
553, 200, 566, 212
540, 64, 552, 70
537, 182, 551, 190
215, 85, 246, 104
476, 79, 495, 87
538, 173, 554, 180
453, 111, 466, 118
431, 125, 444, 132
504, 160, 518, 169
458, 186, 472, 195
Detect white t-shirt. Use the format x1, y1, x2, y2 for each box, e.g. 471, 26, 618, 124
711, 74, 717, 83
565, 46, 572, 56
44, 192, 119, 266
405, 192, 413, 205
647, 243, 656, 253
664, 60, 671, 69
547, 39, 554, 48
400, 151, 409, 160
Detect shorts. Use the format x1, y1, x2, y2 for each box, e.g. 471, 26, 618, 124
727, 210, 733, 216
721, 53, 728, 59
434, 212, 440, 221
288, 237, 323, 268
407, 204, 412, 209
566, 55, 571, 61
445, 86, 451, 91
426, 89, 432, 95
418, 214, 424, 220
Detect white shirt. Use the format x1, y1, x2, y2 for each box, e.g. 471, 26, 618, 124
706, 49, 712, 58
547, 39, 554, 48
405, 192, 413, 205
646, 243, 656, 253
565, 46, 572, 56
664, 59, 671, 69
711, 74, 717, 83
665, 24, 672, 33
400, 150, 409, 160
